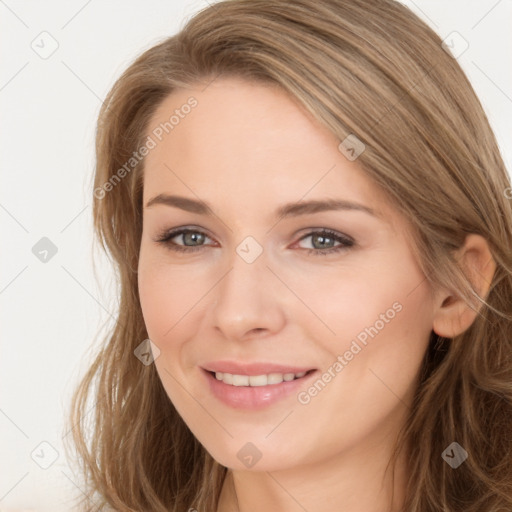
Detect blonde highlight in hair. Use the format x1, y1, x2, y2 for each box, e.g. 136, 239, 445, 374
66, 0, 512, 510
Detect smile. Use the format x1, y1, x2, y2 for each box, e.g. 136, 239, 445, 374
201, 367, 317, 409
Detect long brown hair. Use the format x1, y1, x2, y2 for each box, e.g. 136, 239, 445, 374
65, 0, 512, 510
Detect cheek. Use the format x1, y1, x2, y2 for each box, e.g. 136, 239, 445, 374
138, 254, 211, 342
289, 254, 433, 408
284, 273, 432, 464
306, 262, 432, 408
137, 257, 210, 415
280, 253, 431, 348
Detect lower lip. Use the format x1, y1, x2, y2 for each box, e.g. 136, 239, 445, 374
202, 369, 317, 410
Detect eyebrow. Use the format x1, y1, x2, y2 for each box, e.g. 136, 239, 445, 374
145, 194, 378, 219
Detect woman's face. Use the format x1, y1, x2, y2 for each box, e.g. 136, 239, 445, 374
138, 77, 435, 471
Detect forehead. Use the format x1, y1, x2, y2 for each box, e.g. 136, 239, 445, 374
142, 77, 395, 224
145, 77, 337, 169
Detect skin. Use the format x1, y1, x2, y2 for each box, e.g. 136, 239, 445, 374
137, 77, 496, 512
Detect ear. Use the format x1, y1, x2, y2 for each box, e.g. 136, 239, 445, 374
432, 234, 496, 338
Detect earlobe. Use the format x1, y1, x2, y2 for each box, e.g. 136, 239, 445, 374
432, 234, 496, 338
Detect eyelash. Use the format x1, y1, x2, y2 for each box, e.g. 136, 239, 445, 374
155, 227, 354, 256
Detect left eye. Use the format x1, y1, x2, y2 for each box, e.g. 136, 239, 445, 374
155, 227, 354, 256
295, 229, 354, 256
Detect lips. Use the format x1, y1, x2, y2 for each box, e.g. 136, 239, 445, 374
201, 360, 318, 409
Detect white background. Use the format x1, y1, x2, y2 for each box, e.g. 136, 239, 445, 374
1, 1, 511, 510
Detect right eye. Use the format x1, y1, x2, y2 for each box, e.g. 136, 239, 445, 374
155, 227, 216, 253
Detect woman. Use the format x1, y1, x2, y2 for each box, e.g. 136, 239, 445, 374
67, 0, 512, 510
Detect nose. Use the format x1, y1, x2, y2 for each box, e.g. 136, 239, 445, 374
210, 246, 287, 341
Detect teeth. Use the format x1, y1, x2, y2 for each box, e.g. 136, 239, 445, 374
214, 370, 309, 386
232, 374, 249, 386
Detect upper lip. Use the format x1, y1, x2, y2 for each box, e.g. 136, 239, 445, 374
202, 361, 316, 376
